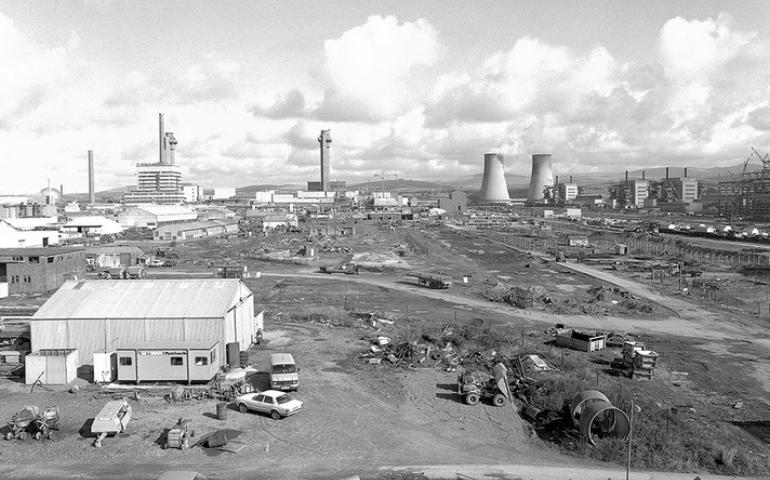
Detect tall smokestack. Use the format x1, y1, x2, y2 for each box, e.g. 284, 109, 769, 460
59, 184, 63, 197
570, 175, 573, 183
527, 154, 554, 204
666, 167, 669, 179
642, 170, 646, 180
555, 175, 559, 186
88, 150, 95, 205
479, 153, 510, 202
684, 167, 688, 178
159, 113, 166, 164
625, 170, 628, 182
318, 129, 332, 191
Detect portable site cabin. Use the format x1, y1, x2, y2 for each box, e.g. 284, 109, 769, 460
116, 341, 219, 383
25, 349, 79, 384
30, 279, 262, 369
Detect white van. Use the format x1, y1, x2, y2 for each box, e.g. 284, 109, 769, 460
269, 353, 299, 391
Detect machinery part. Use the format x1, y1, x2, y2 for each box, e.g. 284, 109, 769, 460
492, 394, 506, 407
569, 390, 610, 426
94, 432, 107, 448
578, 400, 630, 446
465, 393, 480, 405
270, 410, 281, 420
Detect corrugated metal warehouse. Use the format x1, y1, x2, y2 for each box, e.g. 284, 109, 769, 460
30, 279, 261, 366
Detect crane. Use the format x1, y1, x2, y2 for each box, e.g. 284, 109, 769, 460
373, 172, 398, 192
751, 146, 770, 170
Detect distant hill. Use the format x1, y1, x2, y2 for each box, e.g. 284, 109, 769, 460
349, 178, 460, 192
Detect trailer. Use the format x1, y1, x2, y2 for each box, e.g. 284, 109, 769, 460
408, 271, 452, 289
91, 400, 132, 447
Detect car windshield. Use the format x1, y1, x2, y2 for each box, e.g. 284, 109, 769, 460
273, 364, 296, 374
276, 395, 292, 404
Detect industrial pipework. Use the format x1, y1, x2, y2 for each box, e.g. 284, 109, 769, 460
479, 153, 510, 202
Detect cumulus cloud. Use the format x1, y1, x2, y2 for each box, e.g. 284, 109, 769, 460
252, 89, 308, 119
0, 11, 70, 124
313, 15, 439, 121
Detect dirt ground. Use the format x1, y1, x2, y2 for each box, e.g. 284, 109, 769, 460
2, 222, 770, 478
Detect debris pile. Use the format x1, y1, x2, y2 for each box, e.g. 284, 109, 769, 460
610, 341, 659, 380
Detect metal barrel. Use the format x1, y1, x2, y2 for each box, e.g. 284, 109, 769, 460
216, 402, 227, 420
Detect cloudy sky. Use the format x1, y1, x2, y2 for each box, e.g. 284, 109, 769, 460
1, 0, 770, 194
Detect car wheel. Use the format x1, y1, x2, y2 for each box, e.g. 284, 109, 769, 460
465, 393, 480, 405
493, 394, 506, 407
238, 403, 248, 413
270, 410, 281, 420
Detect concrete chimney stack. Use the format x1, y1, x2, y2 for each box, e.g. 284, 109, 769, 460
570, 175, 573, 183
88, 150, 95, 205
318, 130, 332, 191
642, 170, 646, 180
666, 167, 669, 179
527, 154, 554, 204
159, 113, 167, 164
625, 170, 628, 182
684, 167, 688, 178
479, 153, 511, 202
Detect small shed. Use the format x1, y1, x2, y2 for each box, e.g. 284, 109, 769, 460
614, 244, 628, 255
116, 341, 220, 384
25, 348, 79, 384
93, 349, 117, 383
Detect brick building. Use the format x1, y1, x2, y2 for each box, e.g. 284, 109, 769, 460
0, 247, 86, 297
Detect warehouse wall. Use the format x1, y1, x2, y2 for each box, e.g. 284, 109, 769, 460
31, 317, 224, 365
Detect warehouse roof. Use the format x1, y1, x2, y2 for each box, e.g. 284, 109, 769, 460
0, 247, 84, 257
33, 279, 247, 320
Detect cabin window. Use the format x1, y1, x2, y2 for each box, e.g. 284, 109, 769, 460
119, 356, 132, 366
170, 356, 184, 366
29, 257, 39, 263
47, 257, 54, 263
195, 356, 208, 366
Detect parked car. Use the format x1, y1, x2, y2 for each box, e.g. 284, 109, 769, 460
236, 390, 303, 420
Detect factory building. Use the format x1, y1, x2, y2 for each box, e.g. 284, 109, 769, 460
60, 216, 124, 238
118, 205, 197, 228
153, 219, 239, 242
123, 114, 184, 205
437, 190, 468, 216
183, 184, 203, 203
558, 183, 579, 203
610, 178, 649, 208
30, 279, 262, 367
0, 247, 85, 297
0, 219, 61, 248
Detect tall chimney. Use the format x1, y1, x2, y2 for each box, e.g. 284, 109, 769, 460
642, 170, 646, 180
625, 170, 628, 182
159, 113, 165, 164
555, 175, 559, 186
666, 167, 669, 179
684, 167, 688, 178
88, 150, 95, 205
569, 175, 573, 183
59, 184, 63, 197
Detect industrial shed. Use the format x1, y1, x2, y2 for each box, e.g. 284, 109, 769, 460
30, 279, 262, 367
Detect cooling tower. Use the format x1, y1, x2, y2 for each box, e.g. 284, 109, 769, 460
526, 154, 554, 204
479, 153, 510, 202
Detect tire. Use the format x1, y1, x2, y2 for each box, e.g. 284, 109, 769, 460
18, 432, 26, 440
105, 273, 112, 279
5, 432, 12, 441
493, 394, 506, 407
238, 403, 248, 413
465, 393, 480, 405
270, 410, 281, 420
47, 431, 54, 440
34, 432, 41, 441
163, 442, 168, 449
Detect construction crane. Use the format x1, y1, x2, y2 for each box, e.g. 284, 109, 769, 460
373, 172, 398, 192
742, 155, 752, 175
751, 146, 770, 170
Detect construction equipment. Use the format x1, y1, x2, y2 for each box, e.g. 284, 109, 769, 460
6, 405, 60, 441
91, 400, 132, 448
408, 271, 452, 289
457, 362, 509, 406
752, 146, 770, 170
164, 418, 194, 449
